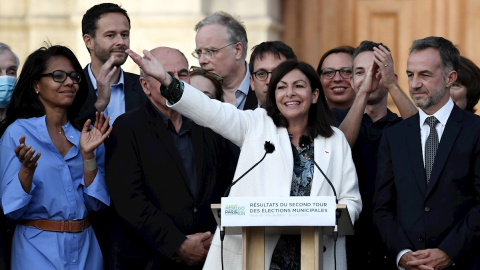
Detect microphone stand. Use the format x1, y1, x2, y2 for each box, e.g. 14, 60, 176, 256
220, 141, 275, 270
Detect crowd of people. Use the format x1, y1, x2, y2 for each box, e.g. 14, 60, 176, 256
1, 2, 480, 270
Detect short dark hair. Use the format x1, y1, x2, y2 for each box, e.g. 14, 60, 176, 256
194, 11, 248, 59
265, 60, 334, 138
0, 45, 88, 136
249, 41, 297, 74
316, 45, 355, 75
353, 40, 391, 60
409, 36, 460, 74
82, 3, 130, 38
457, 56, 480, 113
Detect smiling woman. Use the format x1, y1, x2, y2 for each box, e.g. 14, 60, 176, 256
127, 48, 361, 270
0, 45, 112, 270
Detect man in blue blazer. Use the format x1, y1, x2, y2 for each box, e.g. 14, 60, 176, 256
374, 36, 480, 270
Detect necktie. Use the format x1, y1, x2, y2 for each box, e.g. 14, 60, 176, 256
425, 116, 439, 184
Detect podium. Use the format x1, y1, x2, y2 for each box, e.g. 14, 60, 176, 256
211, 197, 354, 270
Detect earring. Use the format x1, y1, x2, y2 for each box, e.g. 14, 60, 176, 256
36, 91, 39, 95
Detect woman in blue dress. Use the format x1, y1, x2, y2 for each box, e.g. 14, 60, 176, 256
0, 45, 112, 269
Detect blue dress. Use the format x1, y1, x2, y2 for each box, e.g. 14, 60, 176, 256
0, 116, 110, 270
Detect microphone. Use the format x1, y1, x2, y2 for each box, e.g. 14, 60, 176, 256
223, 141, 275, 197
299, 135, 338, 203
219, 141, 275, 263
299, 135, 341, 243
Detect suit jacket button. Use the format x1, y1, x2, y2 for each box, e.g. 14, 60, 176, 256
194, 208, 198, 213
418, 237, 424, 242
424, 206, 430, 212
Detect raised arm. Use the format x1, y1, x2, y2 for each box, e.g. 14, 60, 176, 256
373, 45, 417, 118
339, 59, 380, 146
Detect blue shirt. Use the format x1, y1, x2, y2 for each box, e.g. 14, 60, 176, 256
235, 62, 251, 110
0, 116, 110, 269
88, 64, 126, 126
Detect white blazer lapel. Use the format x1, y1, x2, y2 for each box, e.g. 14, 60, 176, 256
311, 136, 333, 196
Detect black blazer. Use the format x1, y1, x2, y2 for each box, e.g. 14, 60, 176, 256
373, 105, 480, 269
105, 101, 236, 270
78, 65, 147, 123
243, 86, 258, 110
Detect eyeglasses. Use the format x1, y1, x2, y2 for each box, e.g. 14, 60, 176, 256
189, 66, 223, 83
252, 70, 273, 81
192, 43, 236, 60
40, 70, 81, 84
320, 67, 353, 80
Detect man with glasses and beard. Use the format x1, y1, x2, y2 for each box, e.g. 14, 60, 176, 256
80, 3, 146, 125
193, 11, 257, 110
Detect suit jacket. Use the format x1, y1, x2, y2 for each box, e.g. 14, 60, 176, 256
78, 65, 147, 123
242, 86, 258, 110
374, 105, 480, 269
105, 100, 236, 270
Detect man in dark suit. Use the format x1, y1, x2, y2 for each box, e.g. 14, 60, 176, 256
79, 3, 146, 125
193, 11, 257, 110
106, 47, 236, 270
374, 36, 480, 270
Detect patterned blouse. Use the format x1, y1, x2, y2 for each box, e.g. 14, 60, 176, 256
271, 135, 315, 270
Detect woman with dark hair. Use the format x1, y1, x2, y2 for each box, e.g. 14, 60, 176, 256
316, 46, 356, 109
450, 56, 480, 113
189, 66, 224, 101
128, 49, 361, 270
0, 45, 111, 269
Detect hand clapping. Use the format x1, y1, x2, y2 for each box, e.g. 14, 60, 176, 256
80, 111, 112, 155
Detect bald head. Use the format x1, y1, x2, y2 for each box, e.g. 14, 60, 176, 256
147, 47, 189, 83
140, 47, 189, 114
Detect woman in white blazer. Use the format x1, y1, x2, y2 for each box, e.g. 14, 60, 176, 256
127, 49, 361, 270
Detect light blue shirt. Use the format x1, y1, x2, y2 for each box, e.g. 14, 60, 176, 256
235, 62, 251, 110
0, 116, 110, 269
88, 64, 125, 126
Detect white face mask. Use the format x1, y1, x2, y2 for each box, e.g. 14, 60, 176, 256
0, 75, 16, 108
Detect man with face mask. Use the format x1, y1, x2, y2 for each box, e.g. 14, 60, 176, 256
0, 43, 19, 121
0, 42, 19, 270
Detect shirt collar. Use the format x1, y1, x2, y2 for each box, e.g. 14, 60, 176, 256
419, 98, 454, 127
153, 102, 192, 131
87, 63, 125, 90
237, 61, 251, 96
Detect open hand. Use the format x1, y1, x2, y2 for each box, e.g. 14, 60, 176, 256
15, 135, 41, 171
126, 49, 171, 86
80, 111, 112, 155
94, 56, 118, 111
373, 45, 397, 90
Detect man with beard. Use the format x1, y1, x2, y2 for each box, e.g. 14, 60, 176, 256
80, 3, 146, 125
374, 36, 480, 269
79, 3, 146, 265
